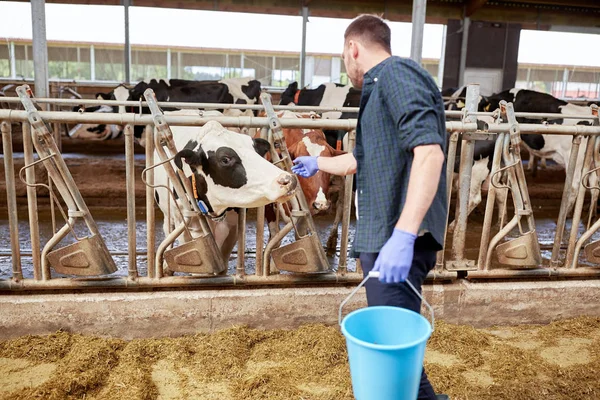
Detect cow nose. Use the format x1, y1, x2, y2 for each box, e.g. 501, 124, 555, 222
277, 173, 297, 192
312, 200, 331, 211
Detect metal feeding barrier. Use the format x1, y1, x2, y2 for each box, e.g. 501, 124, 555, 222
15, 84, 117, 278
141, 88, 226, 277
260, 92, 330, 274
3, 84, 600, 290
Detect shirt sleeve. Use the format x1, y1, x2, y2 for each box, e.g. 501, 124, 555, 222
382, 63, 445, 152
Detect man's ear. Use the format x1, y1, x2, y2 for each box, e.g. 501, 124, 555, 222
253, 138, 271, 158
174, 145, 206, 170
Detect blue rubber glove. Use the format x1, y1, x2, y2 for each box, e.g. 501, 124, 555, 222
291, 156, 319, 178
373, 229, 417, 283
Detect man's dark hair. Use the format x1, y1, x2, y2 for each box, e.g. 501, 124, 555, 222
344, 14, 392, 54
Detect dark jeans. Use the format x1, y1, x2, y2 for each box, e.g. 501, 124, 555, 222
359, 246, 438, 400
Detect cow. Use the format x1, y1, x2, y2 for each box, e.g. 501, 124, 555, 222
68, 78, 261, 141
447, 87, 597, 222
253, 110, 346, 252
153, 111, 298, 266
279, 81, 361, 150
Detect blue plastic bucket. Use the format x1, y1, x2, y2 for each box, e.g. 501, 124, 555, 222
341, 306, 432, 400
339, 273, 434, 400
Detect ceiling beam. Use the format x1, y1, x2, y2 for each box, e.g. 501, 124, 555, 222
466, 0, 488, 17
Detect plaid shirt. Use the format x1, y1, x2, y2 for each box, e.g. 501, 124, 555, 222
351, 56, 447, 256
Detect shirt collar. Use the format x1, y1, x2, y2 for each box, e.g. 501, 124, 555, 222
363, 56, 394, 85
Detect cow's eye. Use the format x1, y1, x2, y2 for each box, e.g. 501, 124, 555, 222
220, 156, 232, 165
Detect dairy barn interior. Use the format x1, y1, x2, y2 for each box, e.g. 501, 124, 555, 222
1, 0, 600, 399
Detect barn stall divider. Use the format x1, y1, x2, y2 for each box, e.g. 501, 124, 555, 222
1, 84, 600, 292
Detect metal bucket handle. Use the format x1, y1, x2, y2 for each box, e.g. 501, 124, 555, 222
338, 271, 435, 332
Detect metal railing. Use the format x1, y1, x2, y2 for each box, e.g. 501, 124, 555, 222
1, 84, 600, 292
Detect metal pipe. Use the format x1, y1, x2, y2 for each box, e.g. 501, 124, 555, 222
437, 25, 447, 88
41, 219, 74, 280
467, 267, 600, 280
0, 270, 458, 291
255, 206, 265, 276
477, 133, 505, 270
9, 42, 16, 79
4, 109, 595, 135
236, 208, 246, 277
1, 121, 22, 280
145, 124, 156, 278
300, 5, 308, 88
410, 0, 427, 65
0, 96, 362, 114
565, 136, 596, 269
550, 135, 583, 267
22, 122, 41, 280
263, 221, 294, 275
436, 131, 459, 270
155, 222, 186, 279
166, 48, 172, 80
451, 84, 479, 261
31, 0, 49, 98
124, 124, 137, 279
458, 17, 470, 88
339, 130, 356, 273
90, 45, 95, 81
123, 0, 131, 84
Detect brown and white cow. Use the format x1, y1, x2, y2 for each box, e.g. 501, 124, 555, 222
253, 110, 345, 246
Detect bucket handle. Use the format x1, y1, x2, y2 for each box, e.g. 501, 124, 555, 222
338, 271, 435, 332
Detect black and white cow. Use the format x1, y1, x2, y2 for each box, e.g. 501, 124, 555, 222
279, 81, 361, 150
68, 78, 262, 141
447, 87, 596, 218
155, 112, 297, 263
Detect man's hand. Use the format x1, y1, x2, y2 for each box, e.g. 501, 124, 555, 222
373, 229, 417, 283
292, 156, 319, 178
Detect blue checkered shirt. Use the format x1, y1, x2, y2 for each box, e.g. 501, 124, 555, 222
351, 56, 447, 256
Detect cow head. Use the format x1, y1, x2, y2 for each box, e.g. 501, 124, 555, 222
280, 82, 299, 105
288, 130, 345, 214
173, 120, 297, 214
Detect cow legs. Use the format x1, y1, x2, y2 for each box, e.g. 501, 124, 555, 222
448, 158, 490, 234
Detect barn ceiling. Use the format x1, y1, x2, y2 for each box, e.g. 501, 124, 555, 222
10, 0, 600, 29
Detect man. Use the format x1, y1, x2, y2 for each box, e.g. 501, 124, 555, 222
291, 14, 448, 400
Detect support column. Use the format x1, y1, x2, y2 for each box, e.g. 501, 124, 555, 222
90, 45, 96, 81
410, 0, 427, 65
9, 42, 16, 79
300, 5, 308, 88
31, 0, 49, 97
561, 67, 569, 98
331, 57, 341, 83
437, 25, 447, 88
458, 17, 470, 88
166, 48, 171, 80
123, 0, 131, 83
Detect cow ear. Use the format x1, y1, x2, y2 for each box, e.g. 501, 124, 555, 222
253, 138, 271, 157
174, 147, 206, 170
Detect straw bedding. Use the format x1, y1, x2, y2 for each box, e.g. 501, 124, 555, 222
1, 317, 599, 399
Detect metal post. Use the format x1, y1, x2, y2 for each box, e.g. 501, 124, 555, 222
31, 0, 49, 98
145, 124, 155, 278
410, 0, 427, 65
177, 51, 182, 79
237, 208, 246, 277
166, 48, 171, 81
458, 17, 470, 87
300, 5, 309, 88
2, 122, 22, 280
124, 124, 138, 279
437, 25, 446, 88
22, 123, 41, 280
123, 0, 131, 83
90, 45, 95, 81
561, 67, 569, 98
339, 130, 356, 273
526, 67, 532, 89
9, 42, 16, 79
449, 84, 478, 268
